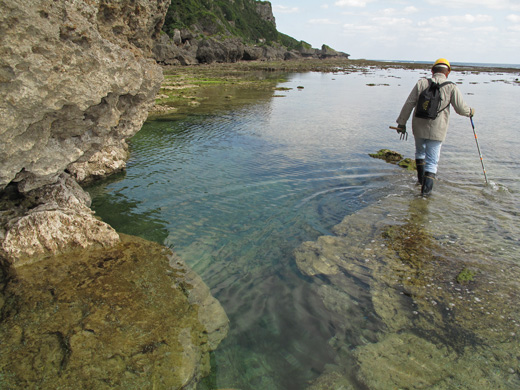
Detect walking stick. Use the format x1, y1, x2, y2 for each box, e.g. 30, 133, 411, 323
470, 117, 489, 185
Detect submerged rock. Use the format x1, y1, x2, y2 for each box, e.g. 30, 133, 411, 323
295, 196, 520, 389
0, 234, 229, 389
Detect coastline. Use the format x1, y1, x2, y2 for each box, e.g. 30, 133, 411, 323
150, 58, 520, 117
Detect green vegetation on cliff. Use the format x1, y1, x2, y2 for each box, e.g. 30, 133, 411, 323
163, 0, 301, 49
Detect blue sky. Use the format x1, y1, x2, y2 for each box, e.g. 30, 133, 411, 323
269, 0, 520, 64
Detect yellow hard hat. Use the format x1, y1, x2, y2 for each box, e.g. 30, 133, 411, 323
433, 58, 451, 70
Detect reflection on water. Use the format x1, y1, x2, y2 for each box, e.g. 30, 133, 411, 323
88, 68, 520, 389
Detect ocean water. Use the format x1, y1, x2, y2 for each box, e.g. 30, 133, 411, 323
378, 59, 520, 69
87, 67, 520, 389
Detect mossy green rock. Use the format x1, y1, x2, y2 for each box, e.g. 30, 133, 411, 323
369, 149, 403, 163
398, 157, 416, 171
456, 268, 476, 284
0, 235, 229, 389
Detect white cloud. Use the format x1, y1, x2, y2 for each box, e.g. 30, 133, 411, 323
309, 18, 339, 25
404, 6, 419, 14
508, 24, 520, 31
507, 14, 520, 22
273, 5, 299, 14
371, 17, 413, 27
381, 6, 418, 16
419, 14, 492, 27
472, 26, 499, 32
335, 0, 372, 7
342, 23, 378, 33
426, 0, 520, 10
321, 4, 330, 9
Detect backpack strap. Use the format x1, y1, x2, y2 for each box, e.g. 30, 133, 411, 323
437, 81, 454, 114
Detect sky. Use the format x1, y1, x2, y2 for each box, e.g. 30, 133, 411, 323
269, 0, 520, 64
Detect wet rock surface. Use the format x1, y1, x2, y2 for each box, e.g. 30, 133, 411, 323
0, 234, 229, 389
295, 196, 520, 389
0, 173, 119, 265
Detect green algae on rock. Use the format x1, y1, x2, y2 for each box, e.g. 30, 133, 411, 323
294, 196, 520, 390
369, 149, 403, 163
369, 149, 417, 171
456, 268, 476, 284
0, 234, 229, 389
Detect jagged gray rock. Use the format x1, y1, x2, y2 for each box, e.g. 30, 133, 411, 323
0, 0, 168, 191
0, 173, 120, 266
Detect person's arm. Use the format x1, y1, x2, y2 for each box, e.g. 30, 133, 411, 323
451, 87, 474, 117
396, 82, 420, 125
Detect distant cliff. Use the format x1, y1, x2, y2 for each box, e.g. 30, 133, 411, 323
154, 0, 350, 65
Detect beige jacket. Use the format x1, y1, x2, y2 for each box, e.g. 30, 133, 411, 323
396, 73, 472, 142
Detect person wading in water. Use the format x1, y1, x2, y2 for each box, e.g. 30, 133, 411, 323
395, 58, 475, 196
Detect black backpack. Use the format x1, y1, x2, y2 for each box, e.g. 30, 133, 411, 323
415, 79, 453, 119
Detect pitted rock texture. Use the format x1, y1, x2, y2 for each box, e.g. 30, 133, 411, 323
0, 0, 169, 191
0, 173, 119, 266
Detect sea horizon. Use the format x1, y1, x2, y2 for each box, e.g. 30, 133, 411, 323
367, 59, 520, 69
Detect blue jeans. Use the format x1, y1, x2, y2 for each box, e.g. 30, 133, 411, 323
414, 137, 442, 174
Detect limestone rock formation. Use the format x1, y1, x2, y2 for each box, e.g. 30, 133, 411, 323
0, 0, 168, 191
0, 0, 170, 262
154, 0, 349, 65
255, 1, 276, 26
0, 173, 120, 266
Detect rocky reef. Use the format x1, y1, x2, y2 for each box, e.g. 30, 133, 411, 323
296, 196, 520, 389
0, 234, 229, 389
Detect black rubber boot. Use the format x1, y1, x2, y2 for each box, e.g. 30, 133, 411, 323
416, 159, 425, 185
421, 171, 436, 196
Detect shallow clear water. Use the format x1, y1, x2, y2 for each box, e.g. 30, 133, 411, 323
87, 68, 520, 389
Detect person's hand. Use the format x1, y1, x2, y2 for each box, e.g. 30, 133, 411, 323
469, 108, 475, 117
396, 124, 407, 140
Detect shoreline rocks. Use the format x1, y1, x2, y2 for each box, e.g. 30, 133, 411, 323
0, 2, 230, 388
0, 234, 229, 389
153, 31, 350, 66
0, 0, 168, 263
0, 173, 119, 266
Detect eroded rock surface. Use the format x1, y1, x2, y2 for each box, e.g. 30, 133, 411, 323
0, 0, 168, 191
0, 173, 119, 265
0, 234, 229, 389
0, 0, 170, 262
